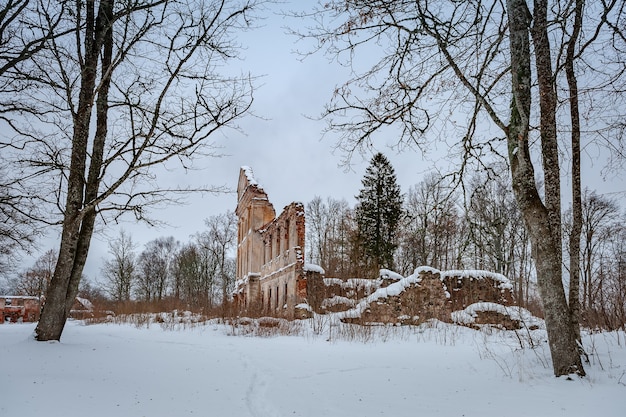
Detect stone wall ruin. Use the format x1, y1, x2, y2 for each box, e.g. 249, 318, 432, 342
233, 167, 310, 318
313, 267, 528, 329
232, 167, 532, 328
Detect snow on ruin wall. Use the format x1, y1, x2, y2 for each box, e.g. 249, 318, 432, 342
316, 267, 516, 325
234, 167, 308, 318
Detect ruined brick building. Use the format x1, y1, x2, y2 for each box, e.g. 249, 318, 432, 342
1, 295, 94, 323
233, 167, 531, 328
233, 167, 314, 318
1, 296, 40, 323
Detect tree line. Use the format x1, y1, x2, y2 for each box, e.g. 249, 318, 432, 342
6, 152, 624, 330
4, 213, 238, 313
306, 155, 626, 331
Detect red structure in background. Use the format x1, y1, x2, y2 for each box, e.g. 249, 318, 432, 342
1, 296, 41, 323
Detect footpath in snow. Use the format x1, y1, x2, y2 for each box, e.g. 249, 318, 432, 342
1, 320, 625, 417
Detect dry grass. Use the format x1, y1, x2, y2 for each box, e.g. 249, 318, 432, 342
225, 316, 306, 337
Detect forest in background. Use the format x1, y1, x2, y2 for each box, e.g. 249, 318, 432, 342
4, 157, 624, 330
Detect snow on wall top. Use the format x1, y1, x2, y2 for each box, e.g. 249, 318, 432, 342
76, 297, 94, 311
1, 295, 40, 300
304, 263, 325, 274
241, 165, 264, 192
339, 269, 419, 319
339, 266, 514, 319
441, 269, 513, 290
379, 269, 404, 281
295, 303, 312, 312
323, 278, 382, 290
322, 296, 356, 308
451, 302, 544, 329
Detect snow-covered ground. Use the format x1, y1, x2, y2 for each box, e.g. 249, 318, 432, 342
1, 319, 625, 416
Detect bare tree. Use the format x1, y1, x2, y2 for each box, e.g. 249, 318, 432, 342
77, 277, 108, 306
329, 200, 358, 278
565, 193, 625, 329
136, 236, 178, 302
171, 242, 215, 309
462, 169, 534, 306
579, 190, 620, 313
557, 0, 585, 347
305, 196, 329, 266
0, 1, 74, 268
306, 196, 358, 278
465, 176, 511, 275
602, 221, 626, 329
0, 0, 69, 79
197, 212, 237, 305
0, 172, 41, 275
291, 0, 626, 375
397, 174, 459, 274
0, 1, 266, 340
464, 171, 523, 271
101, 230, 136, 302
16, 249, 57, 297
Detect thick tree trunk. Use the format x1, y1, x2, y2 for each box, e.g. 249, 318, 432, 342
35, 39, 96, 339
530, 0, 561, 240
64, 214, 96, 316
36, 0, 113, 341
506, 0, 585, 377
65, 1, 113, 316
565, 0, 584, 346
527, 213, 585, 376
35, 218, 82, 340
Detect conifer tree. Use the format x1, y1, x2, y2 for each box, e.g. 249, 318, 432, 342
355, 153, 404, 275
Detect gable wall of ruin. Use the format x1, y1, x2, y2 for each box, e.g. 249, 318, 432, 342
234, 167, 308, 318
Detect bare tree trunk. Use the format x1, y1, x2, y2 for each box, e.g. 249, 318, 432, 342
565, 0, 584, 346
507, 0, 585, 377
65, 0, 113, 316
36, 0, 113, 341
531, 1, 562, 240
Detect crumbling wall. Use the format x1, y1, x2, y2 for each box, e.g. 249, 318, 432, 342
308, 276, 384, 314
305, 271, 326, 313
343, 271, 449, 325
338, 268, 516, 326
441, 270, 514, 311
256, 202, 306, 318
233, 167, 306, 318
233, 166, 309, 319
451, 302, 542, 330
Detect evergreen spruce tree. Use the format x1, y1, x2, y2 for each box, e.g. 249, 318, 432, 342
355, 153, 404, 275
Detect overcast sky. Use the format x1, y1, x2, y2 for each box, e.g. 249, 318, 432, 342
18, 0, 626, 282
77, 0, 442, 281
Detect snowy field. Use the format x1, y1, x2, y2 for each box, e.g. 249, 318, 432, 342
1, 319, 625, 417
